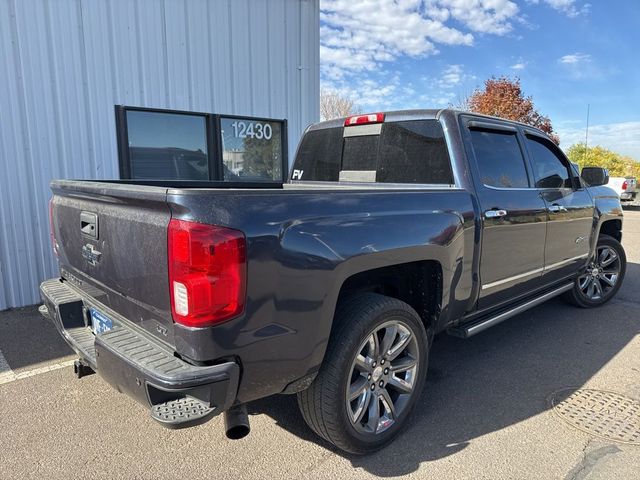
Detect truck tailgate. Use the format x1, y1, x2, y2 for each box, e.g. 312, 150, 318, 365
50, 180, 174, 344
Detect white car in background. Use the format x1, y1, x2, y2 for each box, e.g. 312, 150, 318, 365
607, 176, 637, 204
577, 164, 637, 205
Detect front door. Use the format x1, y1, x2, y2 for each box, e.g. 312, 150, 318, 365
464, 120, 548, 310
523, 132, 594, 282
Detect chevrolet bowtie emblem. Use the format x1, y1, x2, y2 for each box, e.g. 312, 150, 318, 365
82, 243, 102, 266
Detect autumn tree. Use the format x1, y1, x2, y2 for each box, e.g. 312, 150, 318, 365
320, 89, 359, 121
566, 143, 640, 177
464, 76, 560, 144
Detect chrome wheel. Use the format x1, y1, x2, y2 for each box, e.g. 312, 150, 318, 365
578, 246, 621, 301
346, 320, 419, 435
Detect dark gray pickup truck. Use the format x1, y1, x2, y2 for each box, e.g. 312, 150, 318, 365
41, 109, 626, 454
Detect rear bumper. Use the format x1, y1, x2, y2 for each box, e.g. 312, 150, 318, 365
620, 192, 636, 201
39, 278, 240, 427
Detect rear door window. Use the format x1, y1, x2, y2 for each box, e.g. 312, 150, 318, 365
469, 129, 530, 188
291, 120, 453, 184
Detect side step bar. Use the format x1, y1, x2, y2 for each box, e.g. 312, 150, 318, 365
448, 283, 574, 338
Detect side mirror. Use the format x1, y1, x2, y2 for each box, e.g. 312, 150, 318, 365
581, 167, 609, 187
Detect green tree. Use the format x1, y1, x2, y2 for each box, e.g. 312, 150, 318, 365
566, 143, 640, 177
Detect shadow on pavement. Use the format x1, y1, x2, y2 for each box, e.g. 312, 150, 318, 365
250, 263, 640, 476
0, 305, 73, 371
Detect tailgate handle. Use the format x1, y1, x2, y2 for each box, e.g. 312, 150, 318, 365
80, 211, 98, 239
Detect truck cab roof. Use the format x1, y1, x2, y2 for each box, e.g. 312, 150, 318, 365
309, 108, 554, 142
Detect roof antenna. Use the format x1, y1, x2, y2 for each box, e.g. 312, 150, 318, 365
584, 104, 590, 165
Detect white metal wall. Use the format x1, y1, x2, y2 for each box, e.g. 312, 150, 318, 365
0, 0, 320, 309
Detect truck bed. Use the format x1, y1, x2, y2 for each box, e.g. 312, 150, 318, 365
49, 178, 475, 403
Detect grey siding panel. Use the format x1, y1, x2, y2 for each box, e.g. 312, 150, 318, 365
0, 0, 319, 310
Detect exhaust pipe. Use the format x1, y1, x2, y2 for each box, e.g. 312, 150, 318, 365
224, 404, 250, 440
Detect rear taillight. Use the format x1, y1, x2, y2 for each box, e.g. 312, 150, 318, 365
622, 180, 628, 191
168, 219, 246, 328
344, 113, 385, 126
49, 198, 58, 256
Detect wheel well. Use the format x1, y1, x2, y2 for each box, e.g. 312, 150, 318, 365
335, 260, 442, 337
600, 219, 622, 242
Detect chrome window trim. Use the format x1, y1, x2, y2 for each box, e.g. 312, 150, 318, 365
543, 253, 589, 272
482, 267, 545, 291
482, 184, 539, 192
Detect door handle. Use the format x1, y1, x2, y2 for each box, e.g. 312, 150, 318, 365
548, 204, 567, 213
485, 209, 507, 219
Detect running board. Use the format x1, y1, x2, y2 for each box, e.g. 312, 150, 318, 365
448, 283, 574, 338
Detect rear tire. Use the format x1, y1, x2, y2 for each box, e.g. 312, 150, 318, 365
563, 234, 626, 308
297, 293, 429, 455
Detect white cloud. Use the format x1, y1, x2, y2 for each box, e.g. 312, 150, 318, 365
557, 53, 599, 79
435, 0, 519, 35
319, 0, 524, 79
318, 0, 589, 81
439, 64, 464, 88
559, 52, 591, 64
527, 0, 590, 18
323, 76, 401, 109
510, 58, 528, 70
323, 64, 472, 111
558, 122, 640, 160
419, 91, 458, 107
544, 0, 590, 18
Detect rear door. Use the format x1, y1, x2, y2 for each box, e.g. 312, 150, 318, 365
463, 119, 548, 310
522, 132, 594, 282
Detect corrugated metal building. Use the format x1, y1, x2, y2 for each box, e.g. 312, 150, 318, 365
0, 0, 320, 310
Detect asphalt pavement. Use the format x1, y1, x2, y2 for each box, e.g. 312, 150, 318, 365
1, 209, 639, 480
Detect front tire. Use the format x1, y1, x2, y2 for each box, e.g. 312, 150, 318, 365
297, 293, 429, 455
563, 234, 626, 308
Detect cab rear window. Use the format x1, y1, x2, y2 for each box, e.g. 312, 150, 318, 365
292, 120, 453, 184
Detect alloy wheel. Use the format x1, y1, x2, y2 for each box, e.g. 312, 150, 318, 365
346, 320, 419, 435
578, 246, 621, 301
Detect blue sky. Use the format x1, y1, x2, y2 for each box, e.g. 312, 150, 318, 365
319, 0, 640, 159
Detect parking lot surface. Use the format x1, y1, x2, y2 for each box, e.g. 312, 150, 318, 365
1, 210, 639, 480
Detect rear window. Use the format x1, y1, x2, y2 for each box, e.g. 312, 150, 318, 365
292, 120, 453, 184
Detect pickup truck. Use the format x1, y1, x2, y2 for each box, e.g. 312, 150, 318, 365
607, 175, 637, 204
41, 109, 626, 455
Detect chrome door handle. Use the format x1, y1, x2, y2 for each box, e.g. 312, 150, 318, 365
548, 204, 567, 213
485, 209, 507, 219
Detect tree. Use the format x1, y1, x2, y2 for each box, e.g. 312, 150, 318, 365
241, 129, 283, 180
320, 89, 359, 121
464, 76, 560, 144
566, 143, 640, 177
